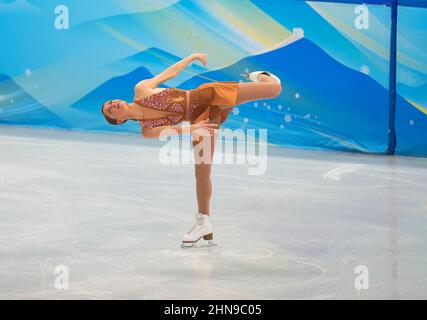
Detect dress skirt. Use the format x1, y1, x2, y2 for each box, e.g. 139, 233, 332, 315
186, 81, 239, 125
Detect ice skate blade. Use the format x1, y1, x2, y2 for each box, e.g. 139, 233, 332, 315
181, 241, 218, 249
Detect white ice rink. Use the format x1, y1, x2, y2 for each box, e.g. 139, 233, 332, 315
0, 126, 426, 299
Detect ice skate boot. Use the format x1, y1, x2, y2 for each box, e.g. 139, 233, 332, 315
181, 213, 217, 249
240, 70, 281, 85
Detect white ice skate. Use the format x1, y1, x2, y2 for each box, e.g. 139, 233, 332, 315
240, 70, 281, 85
181, 213, 217, 249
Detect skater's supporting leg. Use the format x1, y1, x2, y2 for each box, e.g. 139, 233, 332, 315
234, 79, 282, 106
192, 129, 218, 216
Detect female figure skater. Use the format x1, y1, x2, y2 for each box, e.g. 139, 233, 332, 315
101, 53, 282, 248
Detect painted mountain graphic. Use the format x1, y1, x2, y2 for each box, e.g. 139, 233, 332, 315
178, 38, 424, 153
250, 0, 391, 87
72, 46, 207, 115
176, 38, 394, 152
70, 46, 209, 133
398, 83, 427, 108
71, 66, 153, 113
105, 46, 209, 80
0, 74, 70, 128
395, 93, 427, 156
69, 67, 157, 132
70, 38, 425, 154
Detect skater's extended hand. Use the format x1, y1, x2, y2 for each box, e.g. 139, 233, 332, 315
191, 53, 208, 66
191, 119, 219, 137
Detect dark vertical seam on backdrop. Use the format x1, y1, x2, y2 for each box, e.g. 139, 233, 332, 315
387, 0, 398, 155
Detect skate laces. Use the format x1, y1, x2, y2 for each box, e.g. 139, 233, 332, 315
186, 222, 201, 234
185, 214, 207, 235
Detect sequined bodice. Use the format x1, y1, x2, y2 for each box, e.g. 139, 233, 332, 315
134, 88, 188, 128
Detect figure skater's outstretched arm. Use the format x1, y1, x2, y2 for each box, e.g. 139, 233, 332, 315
139, 53, 208, 89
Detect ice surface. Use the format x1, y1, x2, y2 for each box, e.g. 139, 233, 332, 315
0, 125, 426, 299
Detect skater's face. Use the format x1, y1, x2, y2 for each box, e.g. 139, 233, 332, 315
102, 100, 128, 125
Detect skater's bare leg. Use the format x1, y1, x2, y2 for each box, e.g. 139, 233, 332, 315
234, 75, 282, 106
193, 128, 218, 216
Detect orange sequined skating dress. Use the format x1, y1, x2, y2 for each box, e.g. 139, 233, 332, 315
135, 81, 239, 128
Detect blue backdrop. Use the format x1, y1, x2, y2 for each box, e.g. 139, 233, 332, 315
0, 0, 426, 156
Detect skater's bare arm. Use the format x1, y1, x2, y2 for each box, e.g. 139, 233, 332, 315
162, 53, 208, 77
138, 53, 207, 89
138, 71, 177, 90
140, 120, 218, 139
169, 53, 207, 75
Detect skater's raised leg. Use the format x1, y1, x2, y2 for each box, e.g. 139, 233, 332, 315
234, 73, 282, 106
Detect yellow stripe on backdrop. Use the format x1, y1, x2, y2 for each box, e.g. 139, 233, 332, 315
405, 99, 427, 115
